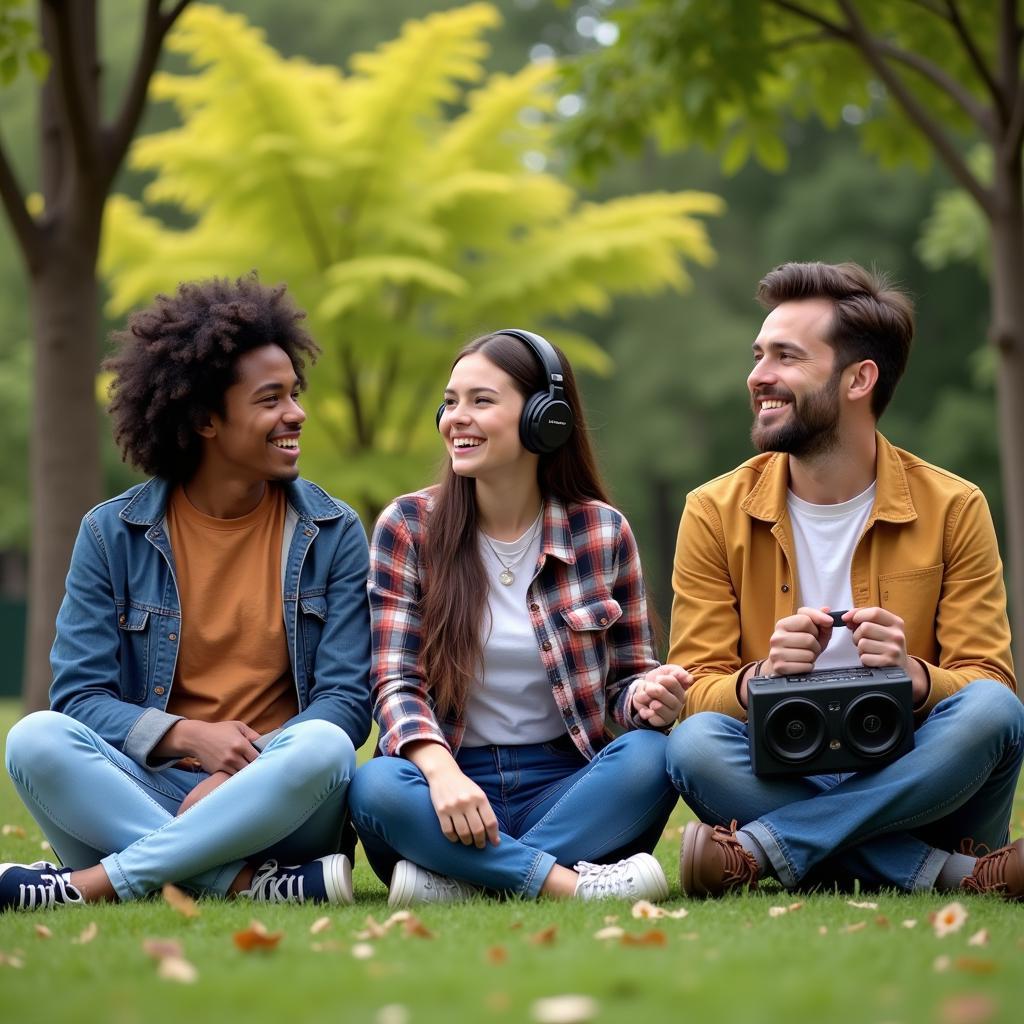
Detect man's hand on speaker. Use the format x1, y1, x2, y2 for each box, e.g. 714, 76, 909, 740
847, 607, 929, 703
632, 665, 693, 726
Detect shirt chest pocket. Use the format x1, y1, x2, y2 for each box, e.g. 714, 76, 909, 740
560, 598, 623, 632
117, 605, 151, 702
299, 595, 327, 680
879, 564, 943, 661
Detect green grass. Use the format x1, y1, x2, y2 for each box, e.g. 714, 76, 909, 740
1, 700, 1023, 1024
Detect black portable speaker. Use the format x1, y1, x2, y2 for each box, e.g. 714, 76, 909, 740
748, 665, 915, 777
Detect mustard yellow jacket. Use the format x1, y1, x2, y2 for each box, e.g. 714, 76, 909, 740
668, 433, 1015, 721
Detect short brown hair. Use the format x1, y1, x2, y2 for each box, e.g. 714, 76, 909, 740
756, 261, 915, 418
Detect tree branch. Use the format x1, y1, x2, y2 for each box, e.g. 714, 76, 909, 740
997, 0, 1022, 129
835, 0, 994, 218
943, 0, 1003, 111
40, 0, 100, 171
769, 0, 989, 130
105, 0, 193, 178
0, 134, 42, 264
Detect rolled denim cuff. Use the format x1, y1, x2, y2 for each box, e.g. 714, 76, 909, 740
125, 707, 184, 770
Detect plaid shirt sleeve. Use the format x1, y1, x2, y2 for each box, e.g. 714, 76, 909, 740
604, 512, 661, 730
368, 499, 450, 756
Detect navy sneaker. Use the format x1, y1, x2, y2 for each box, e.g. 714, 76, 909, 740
1, 861, 83, 912
242, 855, 352, 904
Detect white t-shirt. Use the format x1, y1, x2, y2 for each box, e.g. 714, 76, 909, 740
786, 482, 876, 671
461, 524, 563, 746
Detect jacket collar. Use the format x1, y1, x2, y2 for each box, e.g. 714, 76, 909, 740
540, 495, 577, 565
120, 477, 345, 526
741, 432, 917, 526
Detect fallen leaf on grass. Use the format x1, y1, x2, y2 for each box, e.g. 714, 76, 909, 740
0, 952, 25, 969
529, 925, 558, 946
954, 956, 997, 975
351, 943, 375, 960
162, 884, 200, 919
39, 840, 51, 852
817, 926, 828, 936
840, 922, 867, 934
602, 915, 618, 925
34, 925, 52, 940
157, 956, 199, 984
233, 920, 284, 952
967, 928, 989, 947
846, 899, 878, 910
631, 900, 666, 919
531, 995, 600, 1024
401, 913, 435, 939
1, 824, 26, 838
875, 915, 890, 928
593, 926, 625, 941
939, 993, 998, 1024
933, 955, 951, 973
486, 945, 508, 964
309, 916, 331, 936
354, 915, 387, 940
72, 922, 98, 945
620, 929, 667, 947
142, 938, 184, 961
931, 900, 968, 937
901, 919, 918, 929
768, 903, 802, 917
375, 1005, 409, 1024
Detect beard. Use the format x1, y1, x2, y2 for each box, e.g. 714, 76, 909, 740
751, 369, 842, 458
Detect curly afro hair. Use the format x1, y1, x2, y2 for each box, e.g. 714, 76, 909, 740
105, 274, 319, 482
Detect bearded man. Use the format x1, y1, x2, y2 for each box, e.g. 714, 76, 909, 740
665, 261, 1024, 900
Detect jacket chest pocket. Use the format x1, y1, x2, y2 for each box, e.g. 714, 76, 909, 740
879, 564, 943, 661
558, 598, 622, 675
299, 595, 327, 680
117, 605, 151, 702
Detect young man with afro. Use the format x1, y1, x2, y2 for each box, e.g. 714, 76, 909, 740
2, 275, 371, 911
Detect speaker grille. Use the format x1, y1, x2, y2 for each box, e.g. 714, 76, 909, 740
763, 698, 828, 763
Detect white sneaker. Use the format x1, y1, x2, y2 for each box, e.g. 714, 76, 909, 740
388, 860, 480, 908
573, 853, 669, 902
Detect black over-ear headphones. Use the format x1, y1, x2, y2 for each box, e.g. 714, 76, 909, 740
435, 329, 575, 454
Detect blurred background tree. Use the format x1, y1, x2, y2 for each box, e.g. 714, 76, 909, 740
100, 3, 721, 520
562, 0, 1023, 648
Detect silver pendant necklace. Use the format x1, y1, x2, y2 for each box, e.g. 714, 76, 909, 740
481, 512, 543, 586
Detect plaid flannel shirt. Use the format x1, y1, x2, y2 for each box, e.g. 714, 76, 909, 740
369, 489, 661, 760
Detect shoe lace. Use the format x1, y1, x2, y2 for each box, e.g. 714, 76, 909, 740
247, 860, 304, 903
710, 820, 760, 888
18, 866, 80, 910
424, 873, 469, 898
959, 837, 992, 858
961, 845, 1012, 895
573, 858, 634, 898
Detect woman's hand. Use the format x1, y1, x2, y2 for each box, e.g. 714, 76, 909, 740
155, 719, 261, 774
405, 740, 500, 849
632, 665, 693, 726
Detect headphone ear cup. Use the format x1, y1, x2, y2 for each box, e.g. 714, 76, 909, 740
520, 392, 573, 454
435, 402, 445, 431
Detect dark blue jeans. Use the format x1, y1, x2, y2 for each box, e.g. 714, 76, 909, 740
349, 729, 676, 898
667, 680, 1024, 891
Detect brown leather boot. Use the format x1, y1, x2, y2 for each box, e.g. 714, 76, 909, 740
679, 820, 761, 897
960, 838, 1024, 900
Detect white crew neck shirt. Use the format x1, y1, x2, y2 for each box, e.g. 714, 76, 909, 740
786, 482, 877, 671
461, 521, 563, 747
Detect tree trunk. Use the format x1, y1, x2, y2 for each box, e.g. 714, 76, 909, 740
988, 145, 1024, 669
23, 233, 102, 711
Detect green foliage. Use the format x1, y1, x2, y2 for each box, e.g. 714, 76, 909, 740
918, 147, 991, 272
100, 2, 721, 516
0, 0, 47, 84
563, 0, 994, 178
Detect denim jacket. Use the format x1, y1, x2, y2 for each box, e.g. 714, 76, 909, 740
49, 477, 372, 766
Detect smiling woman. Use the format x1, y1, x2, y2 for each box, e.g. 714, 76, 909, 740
348, 329, 695, 909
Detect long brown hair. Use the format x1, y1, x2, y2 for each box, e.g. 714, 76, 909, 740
420, 331, 610, 717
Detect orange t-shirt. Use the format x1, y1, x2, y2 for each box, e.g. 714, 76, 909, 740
165, 484, 299, 734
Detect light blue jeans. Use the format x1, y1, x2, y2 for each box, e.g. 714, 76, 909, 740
5, 711, 355, 901
666, 679, 1024, 891
349, 729, 676, 899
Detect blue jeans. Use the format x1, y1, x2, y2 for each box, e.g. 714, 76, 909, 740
349, 729, 676, 899
5, 711, 355, 901
666, 679, 1024, 891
